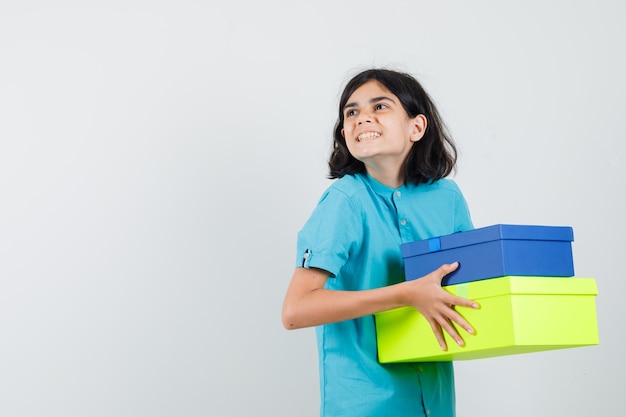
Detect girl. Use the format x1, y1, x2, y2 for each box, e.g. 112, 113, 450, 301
282, 68, 478, 417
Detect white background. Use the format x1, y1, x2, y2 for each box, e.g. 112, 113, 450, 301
1, 1, 624, 416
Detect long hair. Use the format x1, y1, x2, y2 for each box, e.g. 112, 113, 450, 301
328, 69, 458, 185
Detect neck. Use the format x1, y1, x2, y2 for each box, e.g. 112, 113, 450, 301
365, 162, 404, 188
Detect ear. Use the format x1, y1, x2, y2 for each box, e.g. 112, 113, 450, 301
410, 114, 427, 143
341, 128, 345, 138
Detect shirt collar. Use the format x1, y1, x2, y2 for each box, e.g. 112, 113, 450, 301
363, 172, 407, 198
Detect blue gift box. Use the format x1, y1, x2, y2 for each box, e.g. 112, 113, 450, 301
401, 224, 575, 286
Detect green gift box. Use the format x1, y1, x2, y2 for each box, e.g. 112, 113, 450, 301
375, 277, 599, 362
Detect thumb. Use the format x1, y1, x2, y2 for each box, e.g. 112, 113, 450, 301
436, 262, 459, 280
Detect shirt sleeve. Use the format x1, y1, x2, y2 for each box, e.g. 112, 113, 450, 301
295, 187, 362, 278
452, 181, 474, 232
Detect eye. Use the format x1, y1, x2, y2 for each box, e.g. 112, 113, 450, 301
375, 103, 389, 111
345, 109, 358, 118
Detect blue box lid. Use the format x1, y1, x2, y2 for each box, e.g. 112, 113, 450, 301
401, 224, 574, 258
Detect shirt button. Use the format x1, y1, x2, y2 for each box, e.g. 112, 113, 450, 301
400, 219, 407, 226
425, 409, 431, 415
395, 190, 402, 197
417, 366, 424, 373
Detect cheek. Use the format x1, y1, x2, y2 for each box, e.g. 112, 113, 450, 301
342, 121, 353, 135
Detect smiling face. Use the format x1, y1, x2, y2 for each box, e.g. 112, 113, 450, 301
341, 80, 426, 179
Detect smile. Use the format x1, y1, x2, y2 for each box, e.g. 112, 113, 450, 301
356, 132, 381, 142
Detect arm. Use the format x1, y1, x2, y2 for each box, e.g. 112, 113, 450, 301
281, 262, 479, 350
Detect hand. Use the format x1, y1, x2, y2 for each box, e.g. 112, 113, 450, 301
405, 262, 479, 351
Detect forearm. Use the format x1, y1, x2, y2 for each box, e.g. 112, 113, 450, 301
286, 286, 408, 329
282, 268, 410, 330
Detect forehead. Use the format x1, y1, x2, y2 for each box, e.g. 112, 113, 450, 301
345, 80, 396, 104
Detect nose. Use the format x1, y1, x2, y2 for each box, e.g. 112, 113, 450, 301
356, 110, 372, 124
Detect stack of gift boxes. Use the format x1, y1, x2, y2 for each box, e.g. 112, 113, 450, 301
375, 224, 599, 363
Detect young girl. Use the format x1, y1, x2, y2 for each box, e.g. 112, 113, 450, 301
282, 69, 479, 417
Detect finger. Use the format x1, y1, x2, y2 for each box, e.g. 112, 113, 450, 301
437, 315, 466, 347
438, 296, 476, 334
448, 295, 480, 310
444, 307, 475, 335
435, 262, 459, 278
427, 320, 448, 351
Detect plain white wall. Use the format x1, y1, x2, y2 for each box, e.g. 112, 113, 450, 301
1, 1, 624, 416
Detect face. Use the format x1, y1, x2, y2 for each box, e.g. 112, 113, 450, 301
341, 80, 426, 172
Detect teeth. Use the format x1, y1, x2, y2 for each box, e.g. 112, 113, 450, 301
357, 132, 380, 142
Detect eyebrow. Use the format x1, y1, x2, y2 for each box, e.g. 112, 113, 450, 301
343, 96, 396, 111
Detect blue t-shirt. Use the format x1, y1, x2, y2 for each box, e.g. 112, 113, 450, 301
296, 173, 473, 417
